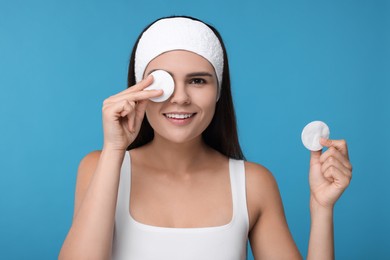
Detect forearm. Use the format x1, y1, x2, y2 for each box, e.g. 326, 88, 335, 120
307, 197, 334, 260
59, 148, 125, 260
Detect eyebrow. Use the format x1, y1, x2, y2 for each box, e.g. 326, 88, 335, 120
186, 72, 213, 77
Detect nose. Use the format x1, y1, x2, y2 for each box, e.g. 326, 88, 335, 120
169, 81, 191, 105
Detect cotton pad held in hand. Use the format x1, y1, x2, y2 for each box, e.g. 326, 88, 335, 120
144, 70, 174, 102
301, 121, 330, 151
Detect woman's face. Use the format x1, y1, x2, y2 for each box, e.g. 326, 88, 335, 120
143, 50, 218, 144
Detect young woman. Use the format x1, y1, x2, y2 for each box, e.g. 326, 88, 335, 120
59, 16, 352, 260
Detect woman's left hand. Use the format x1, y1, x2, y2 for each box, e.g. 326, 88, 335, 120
309, 138, 353, 209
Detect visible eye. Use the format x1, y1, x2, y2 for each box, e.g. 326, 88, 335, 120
189, 78, 206, 85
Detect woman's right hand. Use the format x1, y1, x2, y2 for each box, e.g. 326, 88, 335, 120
101, 75, 163, 151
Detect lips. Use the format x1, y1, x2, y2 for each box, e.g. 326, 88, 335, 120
164, 113, 196, 119
163, 112, 197, 125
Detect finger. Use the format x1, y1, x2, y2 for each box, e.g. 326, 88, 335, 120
320, 138, 349, 158
131, 74, 155, 91
321, 155, 352, 179
310, 150, 322, 166
124, 99, 148, 134
119, 74, 155, 93
134, 99, 148, 123
320, 146, 352, 171
323, 165, 351, 189
119, 100, 135, 117
119, 99, 141, 133
103, 99, 133, 120
105, 89, 163, 104
128, 88, 163, 102
103, 75, 155, 103
120, 114, 130, 133
127, 107, 136, 133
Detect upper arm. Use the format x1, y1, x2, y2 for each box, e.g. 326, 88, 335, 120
245, 161, 302, 260
73, 150, 102, 220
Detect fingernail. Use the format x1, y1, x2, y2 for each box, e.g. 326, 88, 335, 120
320, 137, 329, 144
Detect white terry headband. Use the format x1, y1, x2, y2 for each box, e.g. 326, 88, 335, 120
134, 17, 224, 98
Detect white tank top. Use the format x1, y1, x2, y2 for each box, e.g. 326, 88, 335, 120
112, 151, 249, 260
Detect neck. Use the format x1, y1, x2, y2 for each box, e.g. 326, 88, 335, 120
144, 134, 212, 173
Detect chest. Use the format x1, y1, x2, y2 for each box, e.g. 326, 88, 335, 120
129, 165, 233, 228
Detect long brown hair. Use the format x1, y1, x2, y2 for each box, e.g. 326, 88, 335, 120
126, 16, 245, 160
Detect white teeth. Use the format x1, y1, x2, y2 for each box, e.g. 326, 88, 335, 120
165, 113, 194, 119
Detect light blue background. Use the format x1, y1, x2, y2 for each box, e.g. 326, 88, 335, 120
1, 0, 389, 259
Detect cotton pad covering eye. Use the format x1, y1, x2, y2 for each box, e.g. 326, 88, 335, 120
144, 70, 175, 102
301, 121, 330, 151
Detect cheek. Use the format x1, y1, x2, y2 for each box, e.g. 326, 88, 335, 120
189, 88, 217, 118
199, 102, 217, 134
205, 102, 217, 120
190, 85, 218, 103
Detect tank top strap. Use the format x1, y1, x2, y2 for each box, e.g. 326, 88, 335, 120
229, 158, 249, 230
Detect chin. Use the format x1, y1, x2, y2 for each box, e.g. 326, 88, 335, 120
155, 131, 202, 145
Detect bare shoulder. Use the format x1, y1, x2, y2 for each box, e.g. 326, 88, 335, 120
78, 150, 102, 173
73, 150, 102, 219
244, 161, 278, 195
244, 161, 281, 228
244, 161, 301, 259
76, 150, 102, 186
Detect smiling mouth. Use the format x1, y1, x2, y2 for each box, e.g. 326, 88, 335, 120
163, 113, 197, 119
